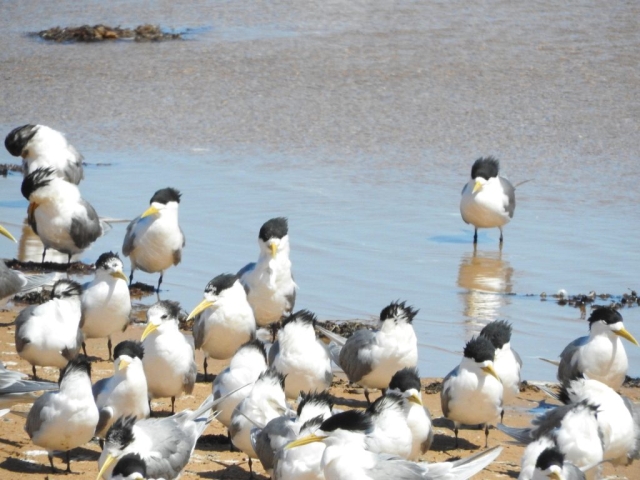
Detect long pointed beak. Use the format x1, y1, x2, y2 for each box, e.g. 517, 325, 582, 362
482, 364, 501, 381
118, 359, 130, 371
285, 433, 325, 449
548, 472, 563, 480
270, 243, 278, 258
408, 392, 423, 406
110, 271, 128, 282
0, 224, 16, 242
96, 454, 116, 480
187, 299, 214, 321
141, 323, 159, 341
615, 327, 639, 346
472, 180, 483, 194
140, 205, 160, 219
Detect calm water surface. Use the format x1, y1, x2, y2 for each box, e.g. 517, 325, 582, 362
0, 0, 639, 380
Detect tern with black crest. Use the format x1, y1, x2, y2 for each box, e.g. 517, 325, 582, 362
480, 320, 522, 405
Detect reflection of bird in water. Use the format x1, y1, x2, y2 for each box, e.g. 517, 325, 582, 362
460, 156, 516, 244
5, 123, 84, 184
457, 247, 513, 324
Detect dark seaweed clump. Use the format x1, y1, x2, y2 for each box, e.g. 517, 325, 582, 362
37, 24, 181, 42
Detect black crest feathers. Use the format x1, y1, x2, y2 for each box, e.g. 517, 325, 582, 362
463, 336, 496, 363
470, 156, 500, 180
479, 320, 513, 349
150, 187, 181, 205
259, 217, 288, 242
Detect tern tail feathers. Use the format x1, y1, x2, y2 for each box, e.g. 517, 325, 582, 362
496, 423, 534, 444
428, 445, 503, 479
539, 357, 561, 367
535, 384, 562, 402
315, 325, 347, 347
20, 272, 58, 295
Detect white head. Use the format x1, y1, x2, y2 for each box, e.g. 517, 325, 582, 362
187, 273, 243, 320
588, 307, 638, 345
94, 252, 128, 282
141, 300, 182, 340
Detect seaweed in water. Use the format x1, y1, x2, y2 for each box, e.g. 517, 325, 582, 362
37, 24, 181, 43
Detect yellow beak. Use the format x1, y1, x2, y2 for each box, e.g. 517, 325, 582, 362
285, 433, 324, 450
270, 243, 278, 258
187, 299, 214, 321
0, 224, 16, 242
482, 364, 501, 381
141, 323, 159, 341
408, 392, 423, 406
110, 271, 129, 282
118, 359, 130, 371
472, 180, 483, 194
548, 472, 563, 480
140, 205, 160, 219
615, 327, 639, 346
96, 453, 116, 480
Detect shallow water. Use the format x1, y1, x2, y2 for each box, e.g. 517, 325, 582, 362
0, 0, 639, 380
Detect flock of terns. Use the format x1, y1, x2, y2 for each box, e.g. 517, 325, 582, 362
0, 124, 638, 480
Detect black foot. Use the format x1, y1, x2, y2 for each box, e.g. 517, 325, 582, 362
500, 409, 504, 423
171, 396, 175, 415
484, 424, 490, 448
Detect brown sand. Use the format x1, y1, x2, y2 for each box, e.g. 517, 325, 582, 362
0, 307, 638, 480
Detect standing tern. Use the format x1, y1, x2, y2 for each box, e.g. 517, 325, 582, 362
239, 217, 297, 330
93, 340, 150, 438
0, 361, 58, 409
441, 335, 503, 448
21, 167, 101, 263
286, 409, 504, 480
317, 301, 419, 403
141, 300, 197, 414
15, 278, 83, 378
123, 187, 185, 291
556, 306, 638, 389
460, 156, 516, 244
270, 309, 333, 399
81, 251, 131, 360
187, 273, 256, 379
25, 357, 99, 473
5, 124, 84, 184
479, 320, 522, 406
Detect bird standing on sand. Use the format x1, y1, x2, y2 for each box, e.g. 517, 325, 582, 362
15, 278, 83, 378
21, 167, 102, 263
93, 340, 150, 438
81, 252, 131, 360
317, 301, 419, 404
556, 306, 638, 390
122, 187, 185, 291
441, 335, 503, 448
479, 320, 522, 405
187, 273, 256, 379
239, 217, 297, 329
141, 300, 197, 414
460, 156, 516, 244
5, 124, 84, 184
25, 357, 99, 473
270, 309, 333, 399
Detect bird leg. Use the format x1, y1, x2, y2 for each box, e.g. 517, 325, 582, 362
228, 430, 235, 452
484, 424, 490, 448
67, 253, 72, 266
82, 341, 88, 357
99, 438, 104, 450
454, 426, 459, 449
129, 270, 135, 285
66, 450, 72, 473
203, 358, 208, 382
47, 452, 55, 473
156, 272, 164, 292
248, 457, 254, 478
32, 365, 38, 380
148, 399, 153, 417
473, 228, 478, 244
500, 409, 504, 423
41, 248, 47, 264
171, 396, 176, 414
364, 388, 372, 405
107, 337, 113, 361
499, 228, 504, 244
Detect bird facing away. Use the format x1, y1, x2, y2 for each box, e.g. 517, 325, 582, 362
388, 367, 434, 460
15, 278, 83, 378
318, 300, 419, 403
270, 309, 333, 399
0, 361, 58, 409
441, 335, 503, 448
286, 409, 504, 480
93, 340, 150, 438
25, 357, 99, 473
122, 187, 185, 291
5, 124, 84, 184
239, 217, 297, 328
21, 167, 101, 263
530, 447, 586, 480
81, 252, 131, 360
366, 390, 414, 459
557, 306, 638, 390
460, 156, 516, 244
141, 300, 197, 414
188, 273, 256, 379
479, 320, 522, 405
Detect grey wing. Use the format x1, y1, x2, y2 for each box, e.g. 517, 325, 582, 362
25, 392, 51, 438
0, 263, 24, 300
268, 340, 280, 367
183, 359, 197, 395
513, 348, 524, 370
338, 329, 377, 384
95, 407, 113, 437
70, 199, 101, 249
440, 366, 459, 418
557, 336, 588, 385
172, 228, 185, 265
237, 263, 256, 294
500, 177, 516, 218
142, 420, 194, 479
122, 216, 141, 256
568, 463, 587, 480
252, 417, 296, 472
92, 377, 110, 401
367, 455, 424, 480
62, 144, 84, 184
622, 396, 640, 459
192, 315, 206, 350
284, 288, 296, 315
14, 305, 37, 353
531, 403, 576, 440
252, 427, 276, 472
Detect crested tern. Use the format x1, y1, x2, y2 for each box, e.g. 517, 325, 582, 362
441, 335, 503, 448
5, 124, 84, 184
25, 357, 99, 473
109, 453, 146, 480
460, 156, 516, 244
479, 320, 522, 405
21, 167, 101, 263
81, 252, 131, 360
531, 447, 586, 480
122, 187, 185, 291
15, 278, 83, 378
270, 309, 333, 399
187, 273, 256, 379
366, 390, 413, 458
141, 300, 197, 414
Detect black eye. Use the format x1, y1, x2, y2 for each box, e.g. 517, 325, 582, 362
161, 314, 168, 319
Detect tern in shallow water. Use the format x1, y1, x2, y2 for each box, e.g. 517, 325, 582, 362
21, 167, 102, 263
141, 300, 197, 414
187, 273, 256, 379
239, 217, 297, 330
15, 278, 83, 378
25, 357, 99, 473
317, 301, 419, 404
81, 252, 131, 360
123, 187, 185, 291
479, 320, 522, 407
441, 335, 503, 448
460, 156, 516, 244
5, 123, 84, 184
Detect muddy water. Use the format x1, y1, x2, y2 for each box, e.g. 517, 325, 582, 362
0, 0, 639, 380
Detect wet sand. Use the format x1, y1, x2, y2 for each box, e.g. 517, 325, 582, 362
0, 307, 639, 479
